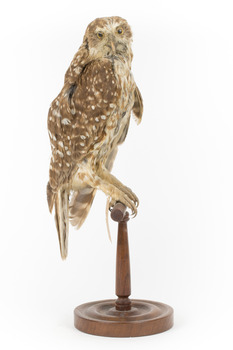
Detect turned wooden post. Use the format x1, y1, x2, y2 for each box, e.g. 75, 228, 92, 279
111, 203, 131, 311
74, 201, 174, 337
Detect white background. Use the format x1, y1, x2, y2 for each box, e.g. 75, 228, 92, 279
0, 0, 233, 349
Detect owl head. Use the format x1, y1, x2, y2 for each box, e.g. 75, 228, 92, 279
83, 16, 133, 63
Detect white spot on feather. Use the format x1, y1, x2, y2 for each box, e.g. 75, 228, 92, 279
61, 118, 71, 125
56, 150, 64, 158
52, 109, 61, 118
74, 67, 81, 74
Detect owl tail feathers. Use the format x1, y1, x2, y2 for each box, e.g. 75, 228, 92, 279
47, 182, 55, 213
54, 189, 69, 260
69, 186, 96, 230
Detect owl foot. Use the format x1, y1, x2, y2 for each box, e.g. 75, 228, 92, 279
108, 198, 116, 211
97, 167, 139, 214
119, 185, 139, 208
108, 187, 138, 214
108, 187, 138, 209
106, 185, 138, 217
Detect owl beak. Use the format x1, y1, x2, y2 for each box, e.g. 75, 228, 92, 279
105, 37, 117, 57
110, 41, 116, 53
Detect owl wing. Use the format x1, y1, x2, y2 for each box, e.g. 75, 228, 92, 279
47, 58, 120, 206
68, 59, 120, 162
132, 85, 143, 125
47, 40, 89, 210
47, 58, 121, 259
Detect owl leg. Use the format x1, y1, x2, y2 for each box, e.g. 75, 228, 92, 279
72, 168, 138, 216
97, 167, 139, 209
72, 176, 137, 216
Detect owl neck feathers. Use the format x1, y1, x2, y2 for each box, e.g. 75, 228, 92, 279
64, 38, 133, 85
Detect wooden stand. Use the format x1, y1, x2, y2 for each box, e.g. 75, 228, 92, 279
74, 203, 174, 337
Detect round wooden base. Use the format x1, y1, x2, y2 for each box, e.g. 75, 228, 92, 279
74, 299, 173, 337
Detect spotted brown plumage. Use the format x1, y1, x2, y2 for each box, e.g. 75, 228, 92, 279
47, 16, 143, 259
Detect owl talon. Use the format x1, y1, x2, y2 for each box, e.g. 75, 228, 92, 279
119, 186, 139, 209
108, 198, 116, 211
107, 190, 137, 218
120, 194, 137, 218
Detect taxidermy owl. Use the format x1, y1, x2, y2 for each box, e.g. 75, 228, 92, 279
47, 16, 143, 259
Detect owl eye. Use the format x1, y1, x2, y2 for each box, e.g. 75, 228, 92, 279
97, 32, 104, 39
117, 27, 124, 35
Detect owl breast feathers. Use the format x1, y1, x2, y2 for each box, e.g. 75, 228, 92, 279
47, 16, 143, 259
